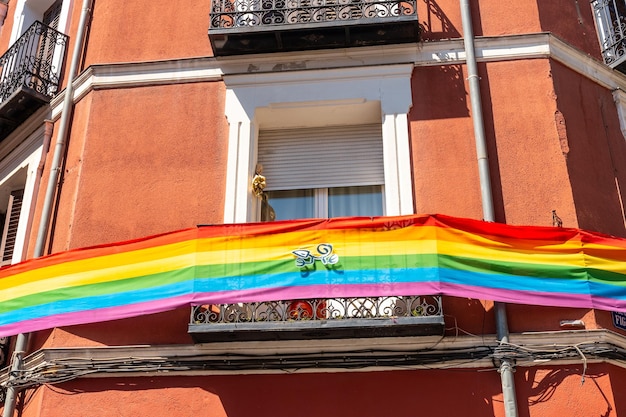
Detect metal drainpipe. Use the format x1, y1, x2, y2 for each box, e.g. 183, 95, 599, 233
2, 1, 93, 416
459, 1, 519, 417
37, 121, 54, 178
34, 0, 93, 257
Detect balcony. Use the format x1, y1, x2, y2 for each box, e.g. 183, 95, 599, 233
208, 0, 419, 56
189, 295, 444, 342
592, 0, 626, 73
0, 21, 68, 140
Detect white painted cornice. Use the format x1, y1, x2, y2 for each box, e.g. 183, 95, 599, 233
50, 58, 224, 120
223, 63, 414, 87
547, 34, 626, 90
48, 33, 626, 121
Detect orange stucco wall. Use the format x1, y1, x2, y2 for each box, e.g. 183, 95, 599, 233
0, 0, 599, 67
410, 59, 577, 227
410, 64, 483, 219
29, 307, 194, 350
27, 81, 229, 255
481, 59, 578, 227
536, 0, 602, 59
551, 61, 626, 238
416, 0, 542, 41
470, 0, 540, 37
0, 0, 606, 75
7, 363, 621, 417
416, 0, 602, 59
0, 0, 17, 50
83, 0, 214, 65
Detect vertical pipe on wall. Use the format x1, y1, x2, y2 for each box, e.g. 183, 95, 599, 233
34, 0, 93, 256
2, 1, 93, 416
459, 1, 519, 417
0, 332, 27, 417
460, 4, 494, 223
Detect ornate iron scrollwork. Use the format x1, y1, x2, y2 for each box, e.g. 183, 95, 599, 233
209, 0, 416, 29
192, 295, 442, 324
0, 21, 68, 103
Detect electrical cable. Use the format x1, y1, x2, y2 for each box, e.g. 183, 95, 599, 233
2, 339, 626, 396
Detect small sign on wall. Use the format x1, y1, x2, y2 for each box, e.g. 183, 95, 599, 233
612, 311, 626, 331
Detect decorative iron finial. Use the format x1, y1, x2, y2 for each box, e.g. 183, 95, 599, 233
552, 210, 563, 228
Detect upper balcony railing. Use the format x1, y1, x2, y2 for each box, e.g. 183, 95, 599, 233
208, 0, 419, 55
592, 0, 626, 73
189, 295, 444, 342
0, 21, 68, 140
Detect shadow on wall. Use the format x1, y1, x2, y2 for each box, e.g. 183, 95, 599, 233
551, 62, 626, 237
411, 65, 468, 120
442, 296, 495, 336
419, 0, 460, 40
33, 307, 195, 347
474, 62, 506, 223
413, 3, 506, 222
55, 371, 504, 416
520, 366, 613, 417
414, 0, 465, 121
536, 0, 601, 60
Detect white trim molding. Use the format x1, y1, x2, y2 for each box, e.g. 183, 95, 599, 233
50, 33, 626, 122
52, 59, 224, 120
0, 127, 45, 264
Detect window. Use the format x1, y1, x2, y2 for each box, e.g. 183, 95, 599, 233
263, 186, 383, 220
258, 124, 385, 220
1, 0, 68, 103
0, 188, 24, 265
223, 64, 415, 223
39, 0, 64, 91
220, 66, 414, 322
0, 125, 47, 266
9, 0, 67, 43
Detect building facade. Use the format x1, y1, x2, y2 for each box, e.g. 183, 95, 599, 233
0, 0, 626, 416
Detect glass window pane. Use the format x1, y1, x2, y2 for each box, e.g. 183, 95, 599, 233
264, 189, 315, 221
328, 185, 383, 218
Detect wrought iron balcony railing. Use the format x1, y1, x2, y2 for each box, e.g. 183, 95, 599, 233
208, 0, 419, 55
0, 21, 68, 139
0, 21, 67, 102
189, 296, 444, 342
592, 0, 626, 72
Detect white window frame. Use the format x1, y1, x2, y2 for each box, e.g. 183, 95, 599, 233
264, 186, 385, 221
0, 127, 45, 264
223, 64, 415, 223
9, 0, 70, 43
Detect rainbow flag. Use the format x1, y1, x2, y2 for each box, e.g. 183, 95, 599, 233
1, 214, 625, 337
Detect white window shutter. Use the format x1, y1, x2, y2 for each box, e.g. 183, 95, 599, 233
0, 189, 24, 266
258, 124, 384, 191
